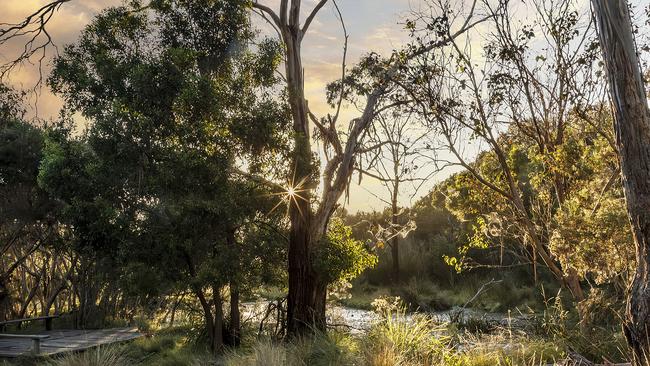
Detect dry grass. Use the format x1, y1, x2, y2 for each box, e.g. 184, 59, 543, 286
11, 306, 626, 366
224, 341, 286, 366
44, 346, 133, 366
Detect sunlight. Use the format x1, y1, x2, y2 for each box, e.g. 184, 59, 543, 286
1, 0, 639, 363
265, 164, 311, 218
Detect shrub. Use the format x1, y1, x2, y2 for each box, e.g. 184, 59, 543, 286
224, 331, 358, 366
313, 218, 378, 285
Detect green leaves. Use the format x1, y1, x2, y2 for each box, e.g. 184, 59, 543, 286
313, 218, 378, 284
443, 216, 490, 273
44, 0, 290, 304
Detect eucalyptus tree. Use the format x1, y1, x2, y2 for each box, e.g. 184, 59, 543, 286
592, 0, 650, 362
0, 86, 63, 322
356, 112, 429, 284
44, 0, 289, 352
404, 0, 608, 303
251, 0, 490, 335
4, 0, 492, 336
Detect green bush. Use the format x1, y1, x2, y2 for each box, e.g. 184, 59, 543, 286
313, 218, 378, 285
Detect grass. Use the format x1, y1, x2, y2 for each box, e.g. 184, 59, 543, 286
44, 346, 134, 366
220, 305, 576, 366
0, 318, 626, 366
447, 330, 565, 366
0, 291, 629, 366
224, 330, 359, 366
362, 307, 449, 365
5, 332, 565, 366
127, 326, 215, 366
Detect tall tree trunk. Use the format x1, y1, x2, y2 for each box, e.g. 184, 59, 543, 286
212, 287, 224, 353
229, 284, 240, 345
286, 194, 327, 334
282, 2, 327, 336
391, 186, 400, 284
592, 1, 650, 363
227, 229, 241, 346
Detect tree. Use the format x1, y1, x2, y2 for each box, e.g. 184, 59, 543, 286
44, 0, 289, 352
0, 85, 62, 322
405, 0, 606, 303
435, 111, 633, 289
591, 0, 650, 363
251, 0, 488, 335
357, 113, 428, 283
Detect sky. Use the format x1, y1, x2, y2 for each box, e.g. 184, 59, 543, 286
2, 0, 629, 213
1, 0, 451, 213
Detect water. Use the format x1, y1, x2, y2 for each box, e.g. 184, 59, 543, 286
241, 301, 533, 334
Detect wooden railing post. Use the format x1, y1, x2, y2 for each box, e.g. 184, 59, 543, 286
31, 338, 40, 355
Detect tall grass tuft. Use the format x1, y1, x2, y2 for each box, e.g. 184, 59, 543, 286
223, 331, 358, 366
224, 341, 286, 366
362, 303, 449, 366
45, 346, 133, 366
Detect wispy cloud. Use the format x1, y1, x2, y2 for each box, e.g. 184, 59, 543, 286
1, 0, 429, 212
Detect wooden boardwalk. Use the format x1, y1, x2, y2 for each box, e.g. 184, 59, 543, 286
0, 328, 143, 357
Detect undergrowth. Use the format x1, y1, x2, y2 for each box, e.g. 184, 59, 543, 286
2, 296, 629, 366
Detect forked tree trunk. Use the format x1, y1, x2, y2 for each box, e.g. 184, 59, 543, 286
186, 251, 224, 353
196, 287, 224, 354
253, 0, 470, 336
592, 1, 650, 363
281, 1, 328, 336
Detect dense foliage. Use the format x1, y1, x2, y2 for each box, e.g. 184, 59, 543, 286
0, 0, 648, 364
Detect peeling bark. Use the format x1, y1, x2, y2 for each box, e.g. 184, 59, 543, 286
592, 0, 650, 363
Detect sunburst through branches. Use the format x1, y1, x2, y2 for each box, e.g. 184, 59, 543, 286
267, 168, 310, 218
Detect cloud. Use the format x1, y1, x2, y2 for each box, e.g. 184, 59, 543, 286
1, 0, 122, 119
0, 0, 439, 212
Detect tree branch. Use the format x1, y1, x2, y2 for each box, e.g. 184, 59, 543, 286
301, 0, 329, 40
0, 0, 71, 86
252, 1, 282, 28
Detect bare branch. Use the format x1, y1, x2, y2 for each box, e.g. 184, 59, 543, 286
253, 8, 283, 41
308, 107, 342, 155
0, 0, 71, 86
329, 0, 348, 126
252, 1, 282, 29
301, 0, 329, 40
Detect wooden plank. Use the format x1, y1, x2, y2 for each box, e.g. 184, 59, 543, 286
0, 327, 143, 358
0, 334, 50, 339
